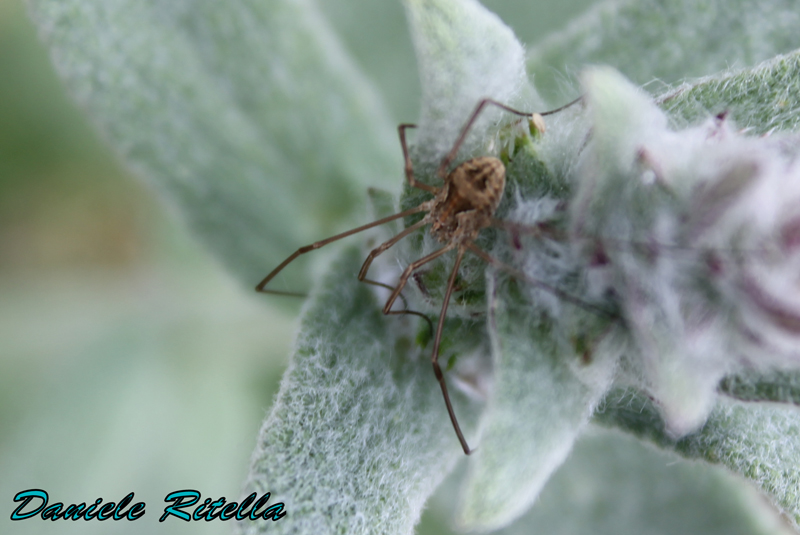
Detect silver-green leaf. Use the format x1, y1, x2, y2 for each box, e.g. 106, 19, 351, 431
596, 388, 800, 529
455, 275, 615, 532
236, 247, 481, 535
403, 0, 540, 168
528, 0, 800, 102
26, 0, 400, 288
425, 427, 790, 535
720, 370, 800, 404
659, 49, 800, 134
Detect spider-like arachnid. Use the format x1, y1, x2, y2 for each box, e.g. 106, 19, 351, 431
256, 97, 584, 454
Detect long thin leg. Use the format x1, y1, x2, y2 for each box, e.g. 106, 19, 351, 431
540, 95, 584, 116
255, 204, 426, 295
398, 124, 438, 194
437, 97, 586, 180
381, 243, 457, 314
464, 242, 618, 319
351, 218, 440, 341
360, 278, 411, 310
358, 219, 428, 281
360, 277, 435, 339
437, 99, 532, 179
430, 245, 472, 454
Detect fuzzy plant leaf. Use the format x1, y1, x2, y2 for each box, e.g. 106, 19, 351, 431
720, 370, 800, 404
454, 275, 616, 532
596, 388, 800, 530
659, 49, 800, 133
236, 246, 482, 535
511, 427, 793, 535
402, 0, 540, 168
527, 0, 800, 102
26, 0, 400, 289
424, 427, 790, 535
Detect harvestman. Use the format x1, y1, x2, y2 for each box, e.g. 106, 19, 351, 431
256, 97, 584, 454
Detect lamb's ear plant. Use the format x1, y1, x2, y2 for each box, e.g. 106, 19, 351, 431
25, 0, 800, 533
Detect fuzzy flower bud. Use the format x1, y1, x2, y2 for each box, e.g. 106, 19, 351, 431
572, 67, 800, 435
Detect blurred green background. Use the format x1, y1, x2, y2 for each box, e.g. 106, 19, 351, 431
0, 0, 295, 533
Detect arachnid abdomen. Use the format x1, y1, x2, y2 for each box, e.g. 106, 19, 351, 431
428, 156, 505, 243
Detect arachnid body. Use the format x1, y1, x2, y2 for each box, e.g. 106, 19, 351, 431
257, 98, 581, 454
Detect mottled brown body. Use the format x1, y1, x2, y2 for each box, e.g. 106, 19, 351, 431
427, 156, 506, 244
